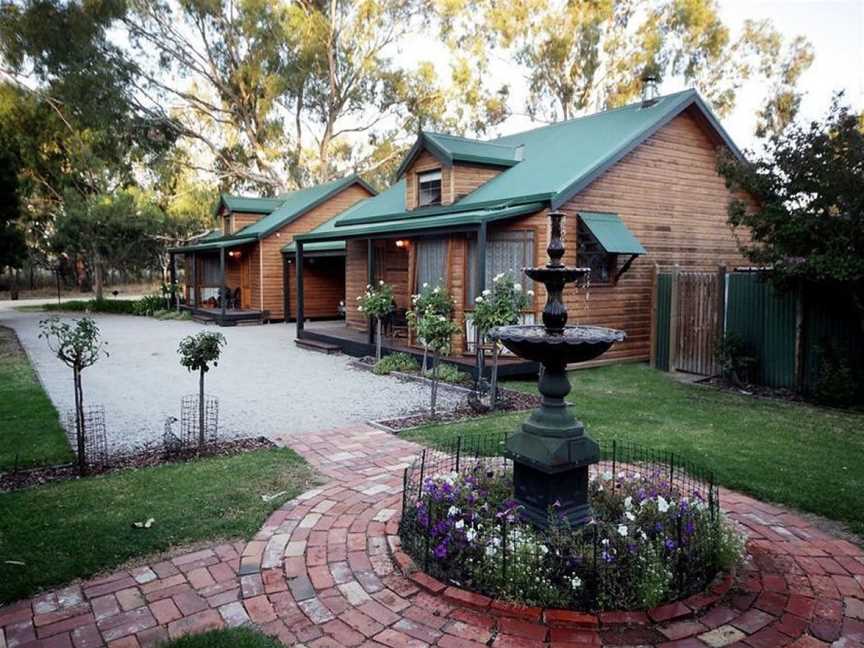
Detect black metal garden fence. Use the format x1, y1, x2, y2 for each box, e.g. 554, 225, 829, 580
399, 431, 725, 611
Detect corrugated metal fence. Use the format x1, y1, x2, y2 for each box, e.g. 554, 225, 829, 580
652, 269, 862, 391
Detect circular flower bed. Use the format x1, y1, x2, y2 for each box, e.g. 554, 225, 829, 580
399, 436, 743, 611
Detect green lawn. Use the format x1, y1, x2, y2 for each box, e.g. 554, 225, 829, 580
160, 628, 283, 648
0, 326, 74, 471
0, 448, 316, 603
403, 363, 864, 536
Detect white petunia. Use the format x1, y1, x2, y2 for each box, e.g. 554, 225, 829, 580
617, 524, 628, 537
625, 511, 636, 522
657, 496, 670, 513
466, 528, 477, 542
448, 505, 460, 517
624, 496, 633, 510
454, 519, 465, 529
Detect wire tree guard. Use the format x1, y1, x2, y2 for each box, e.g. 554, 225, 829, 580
180, 394, 219, 447
64, 405, 108, 468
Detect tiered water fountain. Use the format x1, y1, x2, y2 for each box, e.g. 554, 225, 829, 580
490, 210, 625, 529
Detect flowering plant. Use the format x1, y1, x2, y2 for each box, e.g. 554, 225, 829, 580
400, 462, 742, 611
357, 281, 394, 361
408, 285, 458, 417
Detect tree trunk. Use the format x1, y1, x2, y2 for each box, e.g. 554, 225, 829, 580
490, 344, 500, 411
94, 253, 104, 301
198, 367, 206, 447
430, 351, 440, 418
74, 366, 86, 475
421, 343, 428, 375
474, 327, 486, 391
375, 317, 383, 362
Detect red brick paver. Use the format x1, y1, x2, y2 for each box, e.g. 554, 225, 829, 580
1, 425, 862, 647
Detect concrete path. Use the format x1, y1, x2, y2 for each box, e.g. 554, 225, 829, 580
0, 304, 460, 452
0, 425, 862, 647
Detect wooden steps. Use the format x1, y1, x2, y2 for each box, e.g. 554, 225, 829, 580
295, 338, 342, 355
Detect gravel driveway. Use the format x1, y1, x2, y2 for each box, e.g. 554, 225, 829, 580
0, 305, 462, 454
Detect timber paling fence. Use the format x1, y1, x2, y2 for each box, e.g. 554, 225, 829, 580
652, 267, 862, 391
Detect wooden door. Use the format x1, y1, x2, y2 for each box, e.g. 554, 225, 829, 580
674, 271, 723, 376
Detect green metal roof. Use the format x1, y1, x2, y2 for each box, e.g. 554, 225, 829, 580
579, 212, 646, 255
214, 195, 284, 217
296, 202, 545, 243
395, 132, 521, 177
282, 240, 346, 254
168, 236, 257, 254
233, 174, 372, 239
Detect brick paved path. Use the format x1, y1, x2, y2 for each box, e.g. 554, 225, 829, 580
1, 425, 862, 647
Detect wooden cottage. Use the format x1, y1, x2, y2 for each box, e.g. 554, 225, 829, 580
169, 175, 374, 325
293, 89, 751, 367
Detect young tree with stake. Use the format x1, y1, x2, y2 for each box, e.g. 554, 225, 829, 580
39, 317, 107, 474
357, 281, 394, 362
178, 332, 226, 447
471, 273, 532, 409
409, 288, 457, 417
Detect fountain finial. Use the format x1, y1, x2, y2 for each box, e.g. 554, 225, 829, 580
546, 211, 566, 268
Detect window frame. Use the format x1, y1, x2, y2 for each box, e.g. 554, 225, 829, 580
576, 217, 618, 284
417, 169, 443, 207
465, 229, 535, 308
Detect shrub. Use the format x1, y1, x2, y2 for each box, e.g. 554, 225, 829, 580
44, 299, 139, 315
713, 332, 756, 387
812, 347, 859, 408
357, 281, 395, 362
373, 353, 419, 375
435, 362, 465, 384
133, 294, 167, 317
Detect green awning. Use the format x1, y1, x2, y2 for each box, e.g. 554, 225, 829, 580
579, 212, 646, 255
282, 240, 346, 254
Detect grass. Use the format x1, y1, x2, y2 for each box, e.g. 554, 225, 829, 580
0, 447, 316, 603
158, 628, 283, 648
403, 363, 864, 536
0, 327, 74, 471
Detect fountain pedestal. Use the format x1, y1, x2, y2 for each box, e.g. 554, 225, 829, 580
490, 211, 624, 530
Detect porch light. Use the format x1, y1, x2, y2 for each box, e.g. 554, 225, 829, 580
228, 250, 241, 258
395, 239, 408, 248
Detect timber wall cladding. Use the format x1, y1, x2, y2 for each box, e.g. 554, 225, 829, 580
255, 183, 371, 319
553, 107, 750, 362
287, 258, 345, 319
404, 151, 452, 209
345, 239, 368, 330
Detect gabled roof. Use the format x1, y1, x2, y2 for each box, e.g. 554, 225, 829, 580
296, 89, 746, 245
213, 195, 284, 217
172, 174, 374, 253
233, 174, 374, 239
395, 132, 522, 178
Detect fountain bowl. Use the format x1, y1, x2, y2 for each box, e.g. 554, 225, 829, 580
490, 324, 625, 365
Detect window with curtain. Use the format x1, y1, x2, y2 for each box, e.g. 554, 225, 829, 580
417, 170, 442, 207
467, 230, 534, 303
200, 256, 222, 285
414, 238, 448, 290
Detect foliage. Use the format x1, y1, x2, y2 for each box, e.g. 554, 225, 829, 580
0, 116, 26, 271
0, 447, 314, 603
409, 285, 458, 416
44, 299, 140, 315
357, 281, 395, 320
812, 346, 859, 409
0, 326, 73, 471
134, 294, 170, 317
373, 352, 419, 375
38, 318, 107, 373
401, 464, 741, 610
178, 332, 226, 376
713, 333, 756, 386
719, 96, 864, 332
438, 0, 812, 136
435, 363, 466, 385
38, 317, 107, 473
402, 364, 864, 536
159, 628, 284, 648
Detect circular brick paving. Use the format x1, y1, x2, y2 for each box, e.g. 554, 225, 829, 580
1, 425, 862, 648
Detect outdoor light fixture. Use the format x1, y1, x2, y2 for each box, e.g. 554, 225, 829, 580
228, 250, 241, 258
395, 239, 408, 248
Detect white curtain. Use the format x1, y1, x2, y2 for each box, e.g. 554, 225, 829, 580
415, 238, 448, 289
199, 256, 222, 286
467, 230, 534, 299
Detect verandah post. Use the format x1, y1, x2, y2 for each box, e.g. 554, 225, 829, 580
474, 222, 487, 385
367, 239, 375, 346
296, 242, 305, 338
669, 265, 680, 371
219, 247, 226, 325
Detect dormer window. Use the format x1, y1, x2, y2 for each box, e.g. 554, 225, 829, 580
418, 170, 442, 207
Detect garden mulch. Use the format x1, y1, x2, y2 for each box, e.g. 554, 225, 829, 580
1, 425, 862, 647
0, 437, 275, 492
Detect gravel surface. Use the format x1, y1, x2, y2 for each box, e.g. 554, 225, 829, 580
0, 304, 463, 454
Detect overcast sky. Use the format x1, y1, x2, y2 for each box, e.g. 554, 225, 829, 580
399, 0, 864, 152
